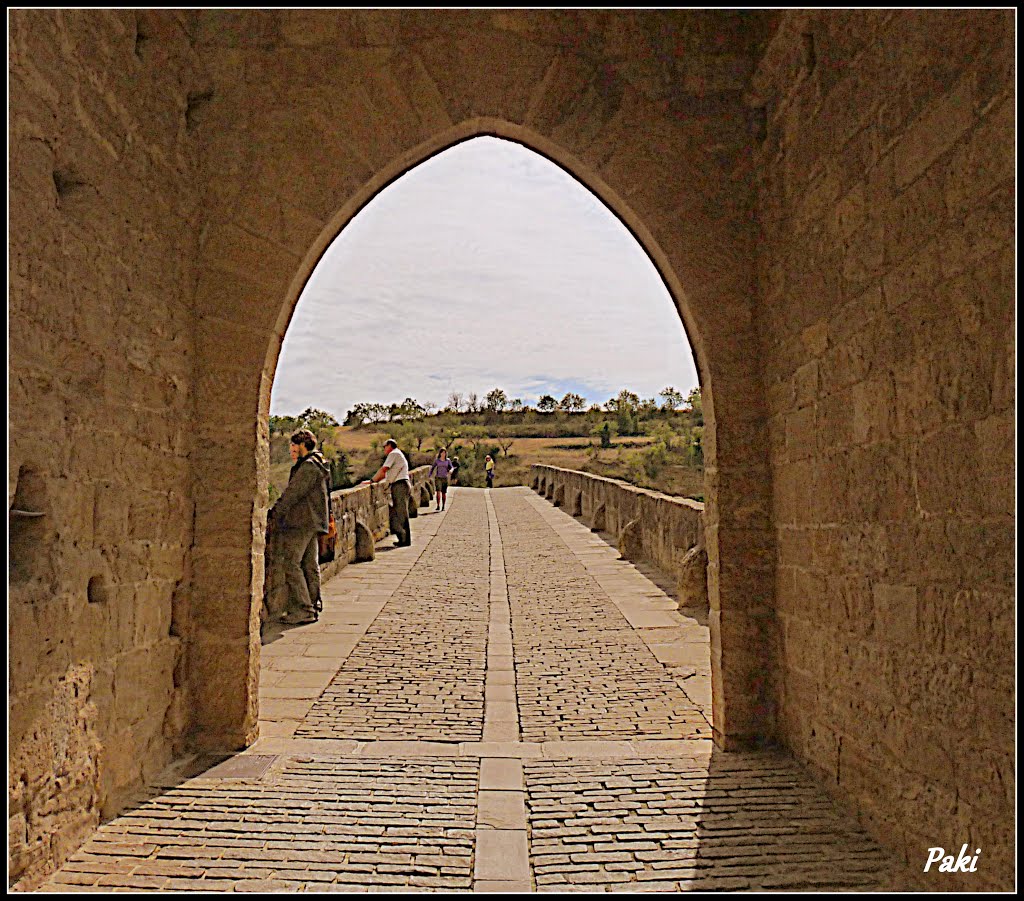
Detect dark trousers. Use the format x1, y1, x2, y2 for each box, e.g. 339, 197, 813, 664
389, 479, 412, 546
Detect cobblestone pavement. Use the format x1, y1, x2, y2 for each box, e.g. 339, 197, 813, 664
38, 487, 910, 892
297, 492, 489, 741
41, 758, 478, 892
525, 755, 902, 891
493, 490, 708, 742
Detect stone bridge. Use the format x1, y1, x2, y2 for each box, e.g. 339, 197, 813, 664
531, 465, 708, 609
9, 9, 1014, 892
35, 488, 916, 892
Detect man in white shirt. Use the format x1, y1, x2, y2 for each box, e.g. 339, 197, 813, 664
366, 438, 412, 547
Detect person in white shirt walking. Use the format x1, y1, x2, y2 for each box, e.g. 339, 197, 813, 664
365, 438, 413, 547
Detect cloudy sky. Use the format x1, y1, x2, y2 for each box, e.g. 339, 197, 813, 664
271, 136, 698, 419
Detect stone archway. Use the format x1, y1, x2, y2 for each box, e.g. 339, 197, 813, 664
9, 10, 1015, 890
189, 111, 775, 755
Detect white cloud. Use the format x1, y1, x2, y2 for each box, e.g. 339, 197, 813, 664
272, 136, 698, 417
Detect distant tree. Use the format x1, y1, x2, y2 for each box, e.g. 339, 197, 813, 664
605, 390, 641, 414
390, 422, 419, 454
605, 391, 641, 435
685, 387, 703, 425
537, 394, 557, 413
323, 448, 352, 490
659, 386, 685, 410
498, 436, 515, 456
296, 407, 339, 432
485, 388, 509, 413
559, 392, 586, 413
436, 425, 462, 453
446, 391, 465, 413
393, 420, 431, 453
591, 421, 615, 448
461, 425, 489, 453
466, 392, 480, 413
344, 404, 370, 427
392, 397, 425, 420
366, 403, 390, 424
690, 425, 704, 464
270, 414, 298, 434
638, 397, 659, 418
509, 398, 524, 413
617, 409, 638, 436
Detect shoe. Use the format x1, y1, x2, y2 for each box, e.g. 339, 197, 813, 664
282, 610, 316, 625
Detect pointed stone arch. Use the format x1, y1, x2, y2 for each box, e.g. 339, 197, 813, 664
190, 116, 775, 754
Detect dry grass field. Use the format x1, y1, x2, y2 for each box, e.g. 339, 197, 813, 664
284, 428, 705, 501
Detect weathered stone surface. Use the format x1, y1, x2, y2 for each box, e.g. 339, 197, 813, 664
38, 488, 909, 892
677, 544, 709, 610
533, 465, 706, 613
297, 491, 489, 742
8, 8, 1013, 891
752, 9, 1013, 891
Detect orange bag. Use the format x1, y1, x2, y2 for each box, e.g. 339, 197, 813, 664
317, 512, 338, 563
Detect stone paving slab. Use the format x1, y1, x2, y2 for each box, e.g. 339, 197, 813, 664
523, 753, 911, 892
492, 490, 709, 742
39, 757, 480, 892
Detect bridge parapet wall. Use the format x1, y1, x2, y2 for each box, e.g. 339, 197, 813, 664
266, 467, 432, 615
531, 465, 706, 608
324, 466, 432, 574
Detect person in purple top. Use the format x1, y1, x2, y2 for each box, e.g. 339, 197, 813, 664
429, 447, 455, 511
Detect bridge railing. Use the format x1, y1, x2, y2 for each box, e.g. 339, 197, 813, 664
322, 465, 433, 575
530, 464, 707, 609
265, 466, 434, 617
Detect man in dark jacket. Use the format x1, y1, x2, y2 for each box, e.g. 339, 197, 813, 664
269, 428, 331, 624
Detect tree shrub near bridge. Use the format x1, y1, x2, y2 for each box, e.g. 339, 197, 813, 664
273, 388, 704, 497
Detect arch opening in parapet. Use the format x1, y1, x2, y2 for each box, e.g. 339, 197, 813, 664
268, 133, 702, 449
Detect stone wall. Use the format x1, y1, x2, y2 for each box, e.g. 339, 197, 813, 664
327, 467, 434, 569
8, 10, 204, 890
531, 466, 706, 609
265, 468, 433, 615
750, 10, 1014, 890
7, 9, 1014, 892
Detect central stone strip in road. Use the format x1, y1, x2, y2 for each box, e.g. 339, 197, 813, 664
492, 490, 707, 742
474, 491, 532, 891
297, 491, 490, 741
